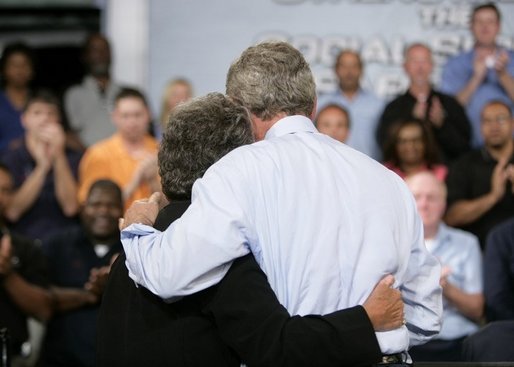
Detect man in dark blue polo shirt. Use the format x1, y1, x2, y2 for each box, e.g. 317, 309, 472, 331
38, 180, 123, 367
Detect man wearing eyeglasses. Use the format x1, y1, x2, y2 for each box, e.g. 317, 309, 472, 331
445, 100, 514, 249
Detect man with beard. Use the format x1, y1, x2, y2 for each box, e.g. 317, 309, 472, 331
445, 100, 514, 248
318, 50, 384, 160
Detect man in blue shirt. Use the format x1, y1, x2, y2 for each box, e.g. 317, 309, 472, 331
440, 2, 514, 147
318, 50, 384, 160
406, 171, 483, 361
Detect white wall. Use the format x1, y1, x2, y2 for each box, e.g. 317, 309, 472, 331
105, 0, 149, 91
139, 0, 514, 114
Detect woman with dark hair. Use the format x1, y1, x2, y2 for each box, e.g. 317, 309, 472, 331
0, 42, 35, 154
382, 118, 447, 181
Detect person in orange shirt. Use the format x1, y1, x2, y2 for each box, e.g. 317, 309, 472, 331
78, 88, 160, 208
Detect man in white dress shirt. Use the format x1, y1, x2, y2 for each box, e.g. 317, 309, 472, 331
121, 42, 442, 362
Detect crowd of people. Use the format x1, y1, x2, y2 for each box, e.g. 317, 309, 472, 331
0, 1, 513, 366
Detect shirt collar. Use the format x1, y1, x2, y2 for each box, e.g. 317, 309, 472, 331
264, 115, 317, 140
84, 75, 99, 89
478, 144, 514, 164
479, 147, 494, 162
336, 88, 365, 101
84, 75, 114, 95
406, 88, 435, 100
432, 222, 451, 251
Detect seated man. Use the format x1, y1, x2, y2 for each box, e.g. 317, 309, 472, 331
406, 172, 483, 361
0, 162, 52, 364
77, 87, 159, 208
97, 93, 404, 367
445, 100, 514, 248
38, 180, 123, 367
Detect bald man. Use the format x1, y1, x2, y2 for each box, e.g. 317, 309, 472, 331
406, 172, 484, 361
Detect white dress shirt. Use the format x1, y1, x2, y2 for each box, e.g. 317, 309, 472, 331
122, 115, 442, 354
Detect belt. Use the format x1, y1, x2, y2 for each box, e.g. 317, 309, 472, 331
375, 352, 412, 366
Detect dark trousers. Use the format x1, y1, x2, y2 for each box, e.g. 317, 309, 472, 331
463, 321, 514, 362
409, 337, 465, 362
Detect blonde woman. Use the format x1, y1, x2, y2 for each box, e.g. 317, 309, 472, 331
159, 78, 193, 128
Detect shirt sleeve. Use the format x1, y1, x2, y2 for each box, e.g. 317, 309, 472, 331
460, 234, 483, 294
507, 50, 514, 85
440, 56, 467, 96
13, 235, 50, 288
121, 159, 252, 300
400, 190, 443, 347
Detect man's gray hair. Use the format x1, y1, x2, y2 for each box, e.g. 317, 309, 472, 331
158, 92, 254, 200
226, 42, 316, 121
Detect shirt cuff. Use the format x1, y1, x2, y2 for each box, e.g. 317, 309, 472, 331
121, 223, 160, 286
